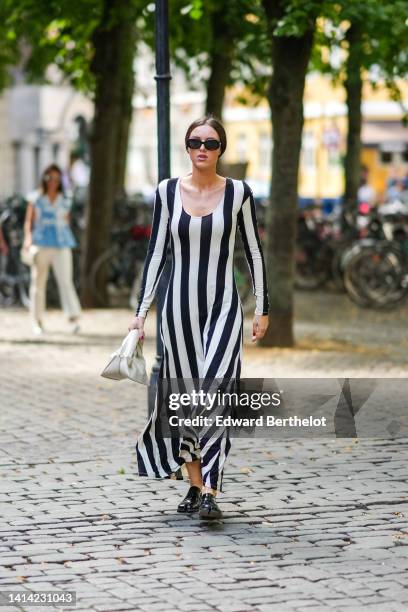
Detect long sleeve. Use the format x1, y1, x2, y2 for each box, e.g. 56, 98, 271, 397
237, 183, 269, 316
135, 181, 170, 318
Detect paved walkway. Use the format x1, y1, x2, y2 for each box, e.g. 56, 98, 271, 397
0, 291, 407, 611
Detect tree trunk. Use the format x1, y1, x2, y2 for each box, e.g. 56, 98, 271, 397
113, 29, 137, 199
343, 23, 363, 230
205, 9, 234, 120
80, 0, 136, 307
205, 51, 232, 120
261, 0, 316, 347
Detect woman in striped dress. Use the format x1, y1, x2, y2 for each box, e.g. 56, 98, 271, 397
128, 115, 269, 520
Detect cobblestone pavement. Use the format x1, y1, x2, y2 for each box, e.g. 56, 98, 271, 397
0, 292, 407, 611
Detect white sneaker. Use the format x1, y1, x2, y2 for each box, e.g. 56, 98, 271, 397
32, 322, 44, 335
69, 322, 80, 334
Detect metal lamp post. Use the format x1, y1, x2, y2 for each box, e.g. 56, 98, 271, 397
148, 0, 172, 415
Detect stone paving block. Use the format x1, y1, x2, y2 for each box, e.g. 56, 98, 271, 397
92, 604, 137, 611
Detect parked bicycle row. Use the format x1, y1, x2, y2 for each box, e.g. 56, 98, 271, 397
295, 200, 408, 309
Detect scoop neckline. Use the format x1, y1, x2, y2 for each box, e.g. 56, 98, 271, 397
178, 177, 229, 219
44, 193, 62, 206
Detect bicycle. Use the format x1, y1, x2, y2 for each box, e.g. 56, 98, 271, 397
295, 207, 344, 291
89, 220, 152, 308
343, 238, 408, 309
341, 204, 408, 309
0, 196, 30, 307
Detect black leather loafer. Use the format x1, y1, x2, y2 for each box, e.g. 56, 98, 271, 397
177, 486, 202, 513
198, 493, 223, 520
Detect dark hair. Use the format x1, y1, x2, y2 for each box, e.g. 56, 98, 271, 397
41, 164, 64, 195
185, 114, 227, 157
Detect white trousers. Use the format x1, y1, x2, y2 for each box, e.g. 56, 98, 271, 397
29, 247, 82, 323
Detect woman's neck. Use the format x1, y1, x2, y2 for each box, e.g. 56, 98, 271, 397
190, 167, 221, 190
47, 191, 59, 203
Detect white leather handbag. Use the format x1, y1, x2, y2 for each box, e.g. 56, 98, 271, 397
20, 244, 40, 267
101, 329, 148, 385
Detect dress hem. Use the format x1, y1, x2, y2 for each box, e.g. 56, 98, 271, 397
136, 465, 225, 493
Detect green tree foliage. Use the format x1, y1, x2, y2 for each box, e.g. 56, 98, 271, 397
311, 1, 408, 220
0, 0, 102, 91
0, 0, 147, 94
138, 0, 270, 118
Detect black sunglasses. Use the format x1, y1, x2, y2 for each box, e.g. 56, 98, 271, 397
187, 138, 221, 151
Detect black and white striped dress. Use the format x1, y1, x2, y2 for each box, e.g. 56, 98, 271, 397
135, 177, 269, 491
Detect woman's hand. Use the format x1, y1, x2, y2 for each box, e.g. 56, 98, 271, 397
252, 314, 269, 342
128, 315, 145, 340
23, 203, 34, 246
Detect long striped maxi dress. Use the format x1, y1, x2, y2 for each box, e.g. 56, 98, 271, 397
134, 176, 269, 492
